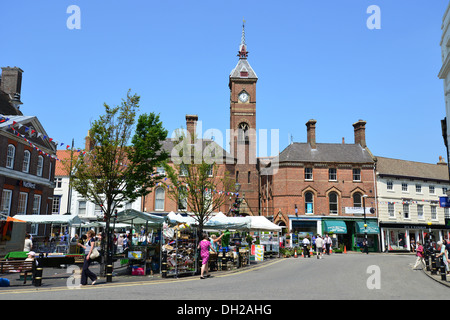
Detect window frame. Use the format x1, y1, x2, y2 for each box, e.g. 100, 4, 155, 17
155, 187, 165, 211
22, 150, 31, 173
6, 144, 15, 169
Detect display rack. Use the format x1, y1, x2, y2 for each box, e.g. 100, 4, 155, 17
162, 224, 197, 278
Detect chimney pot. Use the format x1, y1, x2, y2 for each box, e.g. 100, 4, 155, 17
306, 119, 317, 149
353, 120, 367, 148
185, 114, 198, 143
1, 67, 23, 99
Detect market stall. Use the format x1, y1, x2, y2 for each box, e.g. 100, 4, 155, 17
161, 221, 197, 278
248, 216, 282, 259
12, 214, 84, 254
114, 209, 165, 276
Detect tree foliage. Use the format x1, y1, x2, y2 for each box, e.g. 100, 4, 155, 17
71, 90, 168, 221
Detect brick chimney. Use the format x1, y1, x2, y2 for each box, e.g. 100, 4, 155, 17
306, 119, 317, 149
85, 130, 95, 151
1, 67, 23, 100
185, 114, 198, 142
353, 120, 367, 148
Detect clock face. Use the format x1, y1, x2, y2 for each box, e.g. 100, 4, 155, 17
238, 92, 249, 103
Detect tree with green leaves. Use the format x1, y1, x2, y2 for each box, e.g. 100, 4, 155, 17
71, 90, 168, 281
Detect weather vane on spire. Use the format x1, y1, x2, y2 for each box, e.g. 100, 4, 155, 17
238, 18, 248, 59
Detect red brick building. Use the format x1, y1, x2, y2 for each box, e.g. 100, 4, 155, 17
142, 23, 379, 252
260, 119, 378, 251
0, 67, 57, 237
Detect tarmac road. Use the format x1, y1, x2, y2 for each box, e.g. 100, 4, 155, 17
1, 253, 448, 300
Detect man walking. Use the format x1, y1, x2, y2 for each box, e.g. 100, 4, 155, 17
315, 234, 324, 259
324, 234, 332, 255
302, 236, 311, 258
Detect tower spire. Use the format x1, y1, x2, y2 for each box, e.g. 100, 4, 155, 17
238, 18, 248, 59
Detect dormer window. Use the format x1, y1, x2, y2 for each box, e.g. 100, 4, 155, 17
240, 66, 249, 77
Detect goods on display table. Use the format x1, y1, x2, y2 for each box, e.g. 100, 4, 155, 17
161, 222, 197, 278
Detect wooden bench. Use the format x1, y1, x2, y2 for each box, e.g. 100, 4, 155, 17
0, 260, 35, 284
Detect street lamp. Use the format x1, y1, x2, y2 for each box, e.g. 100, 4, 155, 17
232, 183, 241, 216
362, 194, 368, 254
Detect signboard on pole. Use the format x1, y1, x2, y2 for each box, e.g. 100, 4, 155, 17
439, 197, 450, 208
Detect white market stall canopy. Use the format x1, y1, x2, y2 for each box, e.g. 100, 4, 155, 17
167, 211, 251, 231
248, 216, 282, 232
13, 214, 84, 225
115, 209, 165, 227
206, 212, 251, 230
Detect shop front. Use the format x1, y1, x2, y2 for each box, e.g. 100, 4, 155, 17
322, 219, 347, 250
354, 220, 379, 252
380, 222, 448, 252
289, 218, 320, 246
321, 218, 379, 252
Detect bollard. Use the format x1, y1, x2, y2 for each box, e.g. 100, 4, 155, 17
106, 264, 113, 282
425, 253, 430, 271
440, 257, 447, 281
161, 251, 167, 278
431, 254, 437, 275
34, 267, 43, 287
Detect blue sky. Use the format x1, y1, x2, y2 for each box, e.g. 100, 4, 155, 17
1, 0, 449, 164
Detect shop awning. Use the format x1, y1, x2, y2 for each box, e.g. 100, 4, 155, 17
355, 221, 380, 234
323, 220, 347, 234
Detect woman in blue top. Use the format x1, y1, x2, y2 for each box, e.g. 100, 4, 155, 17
437, 240, 449, 273
210, 233, 224, 251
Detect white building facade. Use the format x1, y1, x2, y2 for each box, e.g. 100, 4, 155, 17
376, 156, 450, 252
53, 150, 141, 236
439, 2, 450, 174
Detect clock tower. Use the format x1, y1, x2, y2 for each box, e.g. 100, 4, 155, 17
229, 21, 259, 216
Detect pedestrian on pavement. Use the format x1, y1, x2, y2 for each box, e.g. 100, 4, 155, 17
312, 235, 316, 252
302, 236, 311, 258
362, 238, 369, 254
77, 230, 98, 286
198, 233, 216, 279
315, 235, 324, 259
436, 240, 449, 273
412, 241, 425, 270
324, 234, 332, 255
24, 234, 33, 252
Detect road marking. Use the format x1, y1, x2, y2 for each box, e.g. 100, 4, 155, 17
0, 259, 285, 295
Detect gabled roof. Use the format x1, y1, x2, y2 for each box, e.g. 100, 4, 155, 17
277, 142, 374, 164
0, 114, 56, 153
161, 138, 235, 164
375, 156, 449, 182
229, 59, 258, 80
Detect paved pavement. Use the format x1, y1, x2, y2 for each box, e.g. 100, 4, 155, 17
1, 251, 449, 292
0, 256, 275, 290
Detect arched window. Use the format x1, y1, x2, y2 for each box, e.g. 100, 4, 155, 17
6, 144, 15, 169
238, 122, 249, 143
178, 186, 187, 211
305, 192, 314, 214
22, 150, 31, 173
353, 193, 362, 207
155, 187, 165, 211
37, 155, 44, 176
329, 192, 338, 214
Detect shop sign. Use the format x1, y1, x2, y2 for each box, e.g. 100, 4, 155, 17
345, 207, 371, 215
251, 245, 264, 261
20, 180, 36, 189
439, 197, 450, 208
